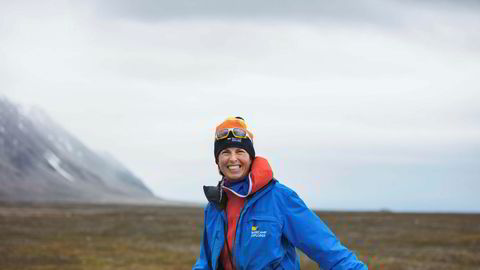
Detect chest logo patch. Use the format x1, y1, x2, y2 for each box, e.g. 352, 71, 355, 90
251, 226, 267, 238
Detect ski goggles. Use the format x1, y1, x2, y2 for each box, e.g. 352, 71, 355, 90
215, 128, 250, 140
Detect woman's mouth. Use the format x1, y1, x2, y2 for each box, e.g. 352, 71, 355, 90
227, 165, 241, 171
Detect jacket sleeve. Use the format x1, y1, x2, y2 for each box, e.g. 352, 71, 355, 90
280, 190, 367, 270
192, 206, 213, 270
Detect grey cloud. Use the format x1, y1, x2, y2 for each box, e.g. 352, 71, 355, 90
87, 0, 480, 52
91, 0, 479, 26
92, 0, 408, 26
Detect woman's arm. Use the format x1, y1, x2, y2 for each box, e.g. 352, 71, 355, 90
280, 189, 367, 270
192, 207, 213, 270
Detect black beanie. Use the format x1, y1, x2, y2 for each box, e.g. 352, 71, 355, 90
214, 117, 255, 164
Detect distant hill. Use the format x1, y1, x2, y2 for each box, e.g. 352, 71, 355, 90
0, 96, 161, 204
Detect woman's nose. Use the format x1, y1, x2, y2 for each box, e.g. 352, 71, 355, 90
229, 153, 238, 161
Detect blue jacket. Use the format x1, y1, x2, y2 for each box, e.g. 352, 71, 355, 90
193, 179, 367, 269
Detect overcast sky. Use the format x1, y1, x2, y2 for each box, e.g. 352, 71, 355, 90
1, 0, 479, 212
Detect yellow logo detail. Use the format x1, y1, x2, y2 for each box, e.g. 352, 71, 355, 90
252, 226, 257, 231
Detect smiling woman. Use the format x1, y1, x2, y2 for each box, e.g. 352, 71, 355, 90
193, 116, 367, 270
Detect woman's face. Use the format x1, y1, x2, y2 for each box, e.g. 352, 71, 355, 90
218, 147, 252, 182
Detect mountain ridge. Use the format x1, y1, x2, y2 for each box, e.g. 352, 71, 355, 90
0, 96, 161, 204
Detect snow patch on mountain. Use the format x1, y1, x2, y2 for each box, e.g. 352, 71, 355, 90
44, 151, 75, 182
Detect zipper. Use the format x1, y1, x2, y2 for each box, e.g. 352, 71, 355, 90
223, 210, 235, 270
232, 198, 251, 270
217, 211, 227, 270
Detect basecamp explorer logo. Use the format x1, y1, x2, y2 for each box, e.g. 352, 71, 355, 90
251, 226, 267, 238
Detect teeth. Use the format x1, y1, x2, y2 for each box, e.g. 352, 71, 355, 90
228, 165, 240, 169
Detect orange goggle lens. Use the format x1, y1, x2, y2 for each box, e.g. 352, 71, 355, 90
215, 128, 248, 140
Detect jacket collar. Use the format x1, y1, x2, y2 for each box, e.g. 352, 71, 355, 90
221, 156, 273, 198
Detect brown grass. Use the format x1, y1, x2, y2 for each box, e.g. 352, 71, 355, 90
0, 202, 479, 269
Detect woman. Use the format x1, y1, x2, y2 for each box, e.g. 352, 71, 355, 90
193, 117, 367, 269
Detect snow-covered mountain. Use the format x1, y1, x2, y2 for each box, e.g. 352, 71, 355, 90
0, 96, 160, 203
